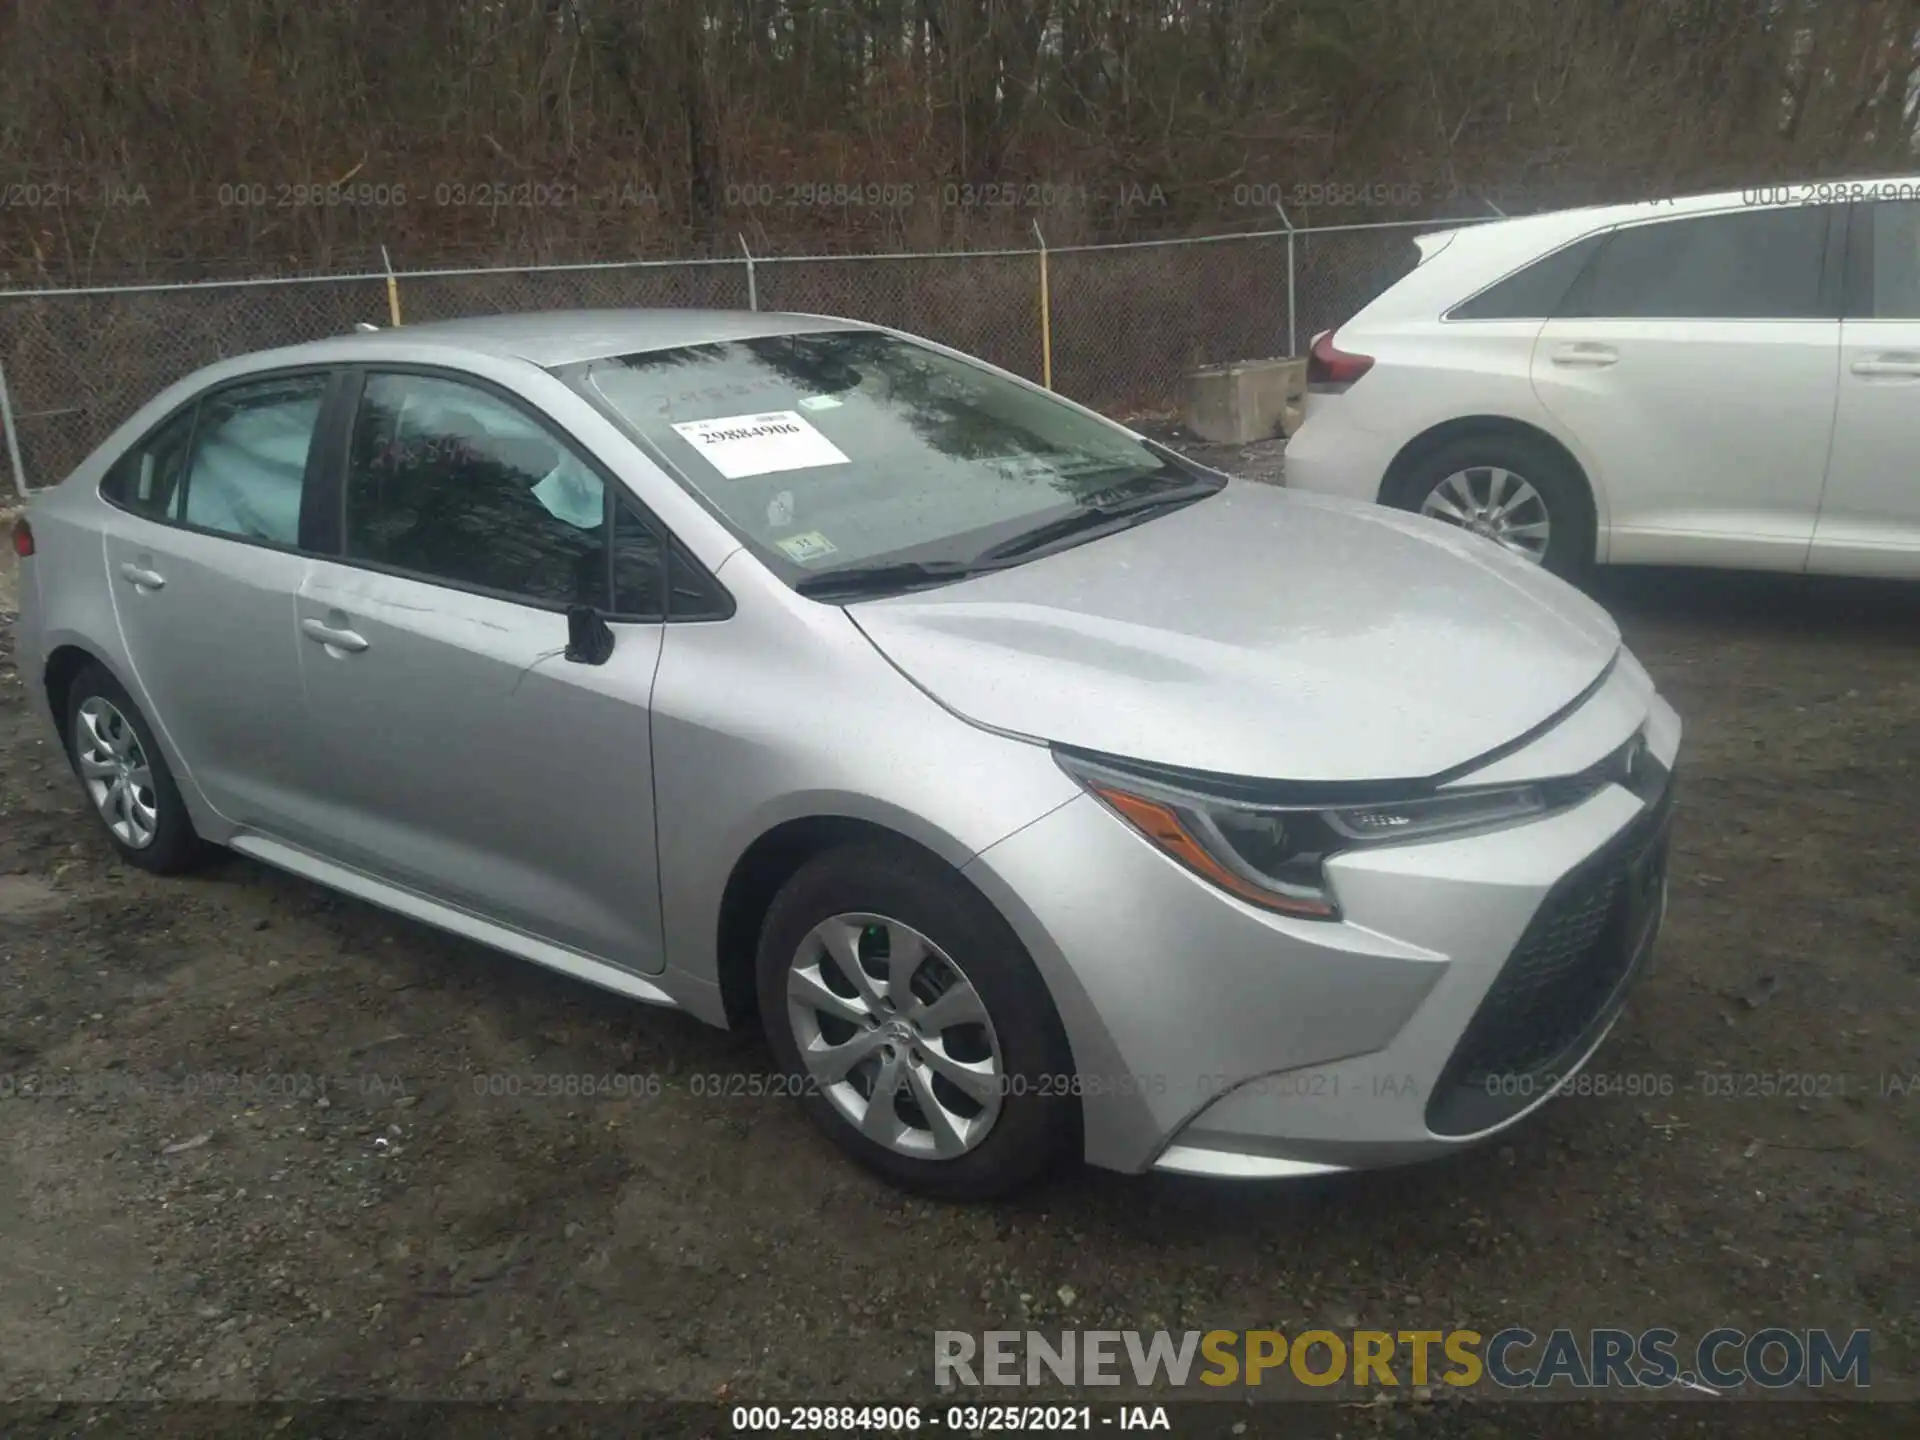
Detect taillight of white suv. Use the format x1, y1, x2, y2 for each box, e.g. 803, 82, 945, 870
1307, 328, 1375, 392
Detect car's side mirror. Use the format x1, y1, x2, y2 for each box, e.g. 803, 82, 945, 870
565, 605, 615, 665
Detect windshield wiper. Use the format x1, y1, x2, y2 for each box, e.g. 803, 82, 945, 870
793, 558, 1004, 600
977, 480, 1221, 563
793, 476, 1223, 599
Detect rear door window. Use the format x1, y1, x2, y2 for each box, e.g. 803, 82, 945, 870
178, 374, 328, 546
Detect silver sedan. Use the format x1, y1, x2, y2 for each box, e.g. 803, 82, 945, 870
11, 309, 1681, 1197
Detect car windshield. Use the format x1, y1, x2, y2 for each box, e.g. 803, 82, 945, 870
561, 329, 1217, 587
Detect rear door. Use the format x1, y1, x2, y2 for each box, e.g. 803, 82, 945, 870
1811, 197, 1920, 576
99, 369, 339, 826
1530, 204, 1844, 570
291, 367, 672, 974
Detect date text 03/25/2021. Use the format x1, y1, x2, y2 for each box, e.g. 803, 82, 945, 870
728, 1404, 1169, 1432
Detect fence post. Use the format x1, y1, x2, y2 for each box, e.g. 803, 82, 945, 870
739, 234, 758, 311
1033, 220, 1053, 390
382, 245, 404, 326
1275, 203, 1298, 358
0, 342, 28, 499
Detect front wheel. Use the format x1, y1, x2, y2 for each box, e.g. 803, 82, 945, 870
1386, 434, 1594, 581
756, 844, 1079, 1199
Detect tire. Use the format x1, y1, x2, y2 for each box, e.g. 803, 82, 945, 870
756, 843, 1079, 1199
1385, 433, 1595, 582
63, 663, 213, 875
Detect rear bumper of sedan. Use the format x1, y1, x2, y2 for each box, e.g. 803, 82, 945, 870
961, 697, 1680, 1178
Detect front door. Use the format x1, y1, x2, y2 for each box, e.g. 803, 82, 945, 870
291, 369, 671, 974
1812, 198, 1920, 577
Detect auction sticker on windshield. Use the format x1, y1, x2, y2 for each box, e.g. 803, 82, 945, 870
776, 530, 839, 564
669, 410, 850, 479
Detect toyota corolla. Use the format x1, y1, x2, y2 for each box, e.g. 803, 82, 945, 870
12, 309, 1681, 1197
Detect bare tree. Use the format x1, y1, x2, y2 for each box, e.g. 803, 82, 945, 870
3, 0, 1917, 282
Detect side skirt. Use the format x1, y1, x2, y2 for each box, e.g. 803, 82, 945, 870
228, 833, 682, 1010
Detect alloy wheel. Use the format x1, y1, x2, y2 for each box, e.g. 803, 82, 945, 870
74, 696, 159, 849
1420, 466, 1552, 563
786, 913, 1005, 1159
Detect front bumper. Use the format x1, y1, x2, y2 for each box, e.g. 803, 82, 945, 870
961, 669, 1681, 1177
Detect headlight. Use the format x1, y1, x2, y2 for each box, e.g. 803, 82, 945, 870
1054, 751, 1555, 921
1322, 786, 1546, 842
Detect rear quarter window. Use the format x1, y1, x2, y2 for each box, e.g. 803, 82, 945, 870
1446, 235, 1605, 321
101, 408, 197, 520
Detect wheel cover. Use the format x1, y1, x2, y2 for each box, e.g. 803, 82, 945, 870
1419, 466, 1552, 562
74, 696, 159, 849
787, 912, 1005, 1159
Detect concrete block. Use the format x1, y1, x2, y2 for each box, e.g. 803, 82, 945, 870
1183, 357, 1307, 444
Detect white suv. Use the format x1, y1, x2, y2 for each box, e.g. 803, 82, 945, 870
1283, 182, 1920, 580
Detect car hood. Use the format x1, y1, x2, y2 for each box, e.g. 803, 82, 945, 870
848, 482, 1621, 783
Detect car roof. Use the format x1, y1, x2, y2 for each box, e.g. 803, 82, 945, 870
1435, 173, 1920, 259
220, 307, 876, 376
1347, 175, 1920, 325
352, 307, 874, 366
1555, 173, 1920, 224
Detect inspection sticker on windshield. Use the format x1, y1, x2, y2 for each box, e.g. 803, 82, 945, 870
776, 530, 838, 564
669, 410, 849, 479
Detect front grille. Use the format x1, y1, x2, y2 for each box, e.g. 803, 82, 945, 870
1426, 778, 1674, 1137
1448, 867, 1629, 1080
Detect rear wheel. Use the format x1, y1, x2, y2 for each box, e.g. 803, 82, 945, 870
1386, 433, 1594, 581
756, 843, 1078, 1199
63, 664, 212, 874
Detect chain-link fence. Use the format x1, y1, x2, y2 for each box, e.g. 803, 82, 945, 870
0, 218, 1484, 495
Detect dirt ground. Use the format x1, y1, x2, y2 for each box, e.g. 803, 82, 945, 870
0, 473, 1915, 1433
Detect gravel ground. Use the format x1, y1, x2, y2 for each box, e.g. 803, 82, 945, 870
0, 467, 1914, 1434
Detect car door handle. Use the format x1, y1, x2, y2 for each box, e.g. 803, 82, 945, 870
1849, 354, 1920, 378
301, 617, 370, 653
117, 562, 165, 590
1549, 344, 1619, 368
